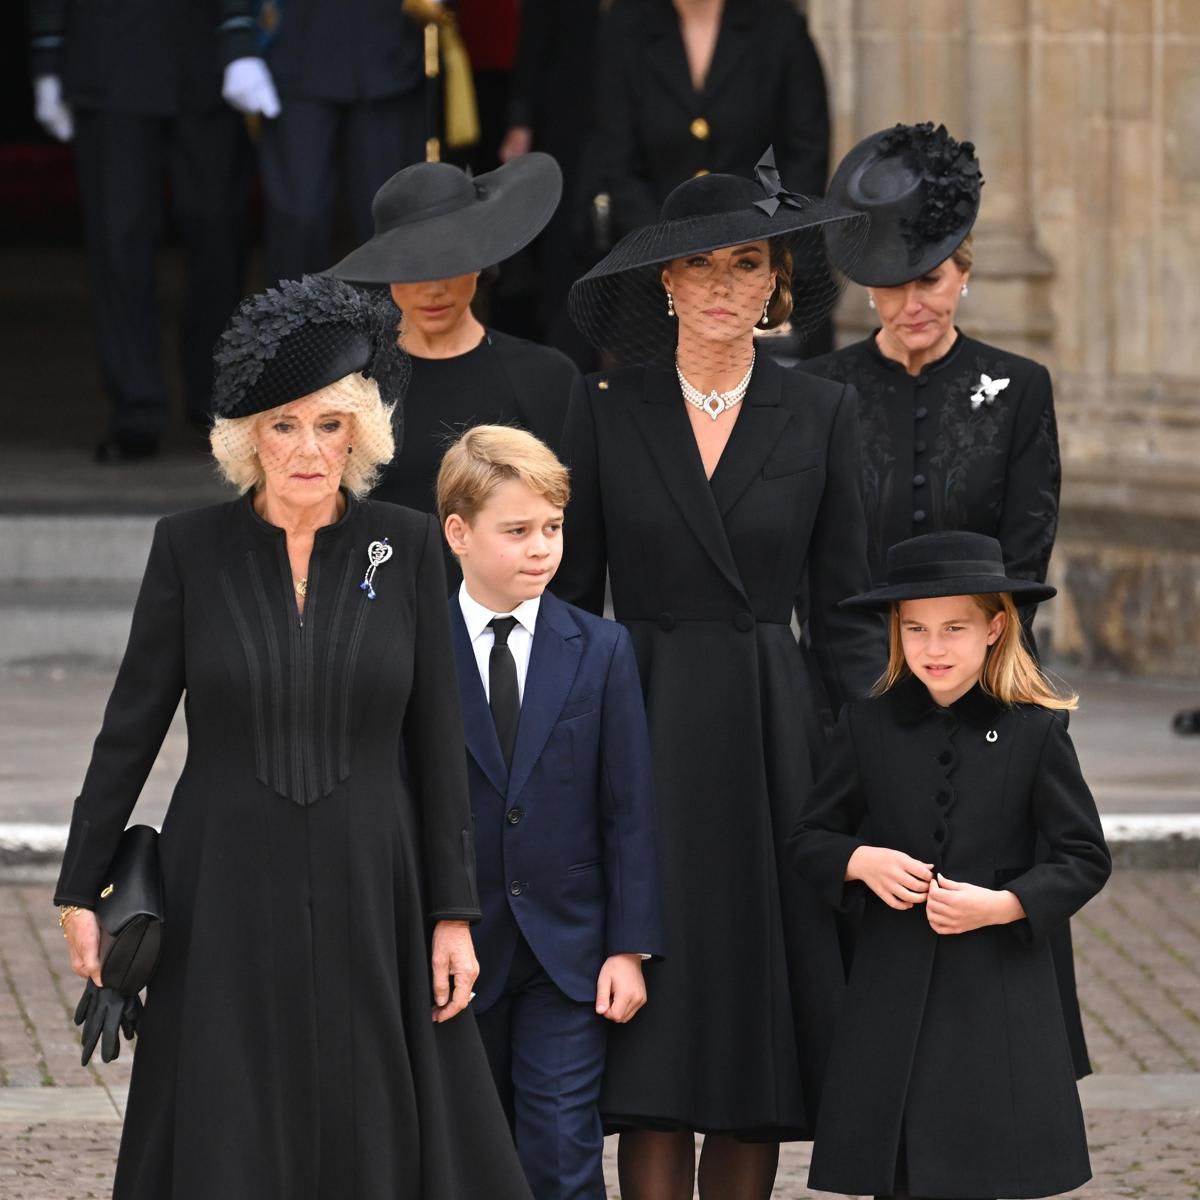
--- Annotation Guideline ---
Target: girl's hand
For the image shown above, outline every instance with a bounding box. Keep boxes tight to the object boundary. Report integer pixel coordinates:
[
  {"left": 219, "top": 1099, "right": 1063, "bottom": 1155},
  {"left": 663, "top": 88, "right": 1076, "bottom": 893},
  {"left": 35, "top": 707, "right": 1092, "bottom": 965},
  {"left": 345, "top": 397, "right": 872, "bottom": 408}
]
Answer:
[
  {"left": 64, "top": 909, "right": 103, "bottom": 986},
  {"left": 926, "top": 873, "right": 1025, "bottom": 935},
  {"left": 846, "top": 846, "right": 934, "bottom": 910}
]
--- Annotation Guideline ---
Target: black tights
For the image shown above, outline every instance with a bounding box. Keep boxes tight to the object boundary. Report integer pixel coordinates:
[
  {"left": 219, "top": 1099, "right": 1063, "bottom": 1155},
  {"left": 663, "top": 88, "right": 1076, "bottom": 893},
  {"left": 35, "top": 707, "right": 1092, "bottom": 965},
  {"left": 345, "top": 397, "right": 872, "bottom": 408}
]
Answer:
[{"left": 617, "top": 1129, "right": 779, "bottom": 1200}]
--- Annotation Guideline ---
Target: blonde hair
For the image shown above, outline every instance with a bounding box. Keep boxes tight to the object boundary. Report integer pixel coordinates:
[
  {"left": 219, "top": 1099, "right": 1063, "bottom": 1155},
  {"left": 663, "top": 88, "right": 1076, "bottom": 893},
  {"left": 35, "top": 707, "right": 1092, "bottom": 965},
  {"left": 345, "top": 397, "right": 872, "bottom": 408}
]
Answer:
[
  {"left": 951, "top": 231, "right": 974, "bottom": 273},
  {"left": 437, "top": 424, "right": 570, "bottom": 525},
  {"left": 874, "top": 592, "right": 1077, "bottom": 710},
  {"left": 210, "top": 373, "right": 395, "bottom": 498}
]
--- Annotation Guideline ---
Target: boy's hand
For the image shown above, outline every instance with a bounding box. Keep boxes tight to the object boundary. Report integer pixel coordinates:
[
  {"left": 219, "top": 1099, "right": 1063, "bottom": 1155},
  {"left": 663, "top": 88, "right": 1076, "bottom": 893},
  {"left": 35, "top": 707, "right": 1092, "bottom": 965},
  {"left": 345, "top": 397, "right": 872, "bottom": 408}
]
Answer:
[
  {"left": 926, "top": 873, "right": 1025, "bottom": 935},
  {"left": 846, "top": 845, "right": 934, "bottom": 910},
  {"left": 596, "top": 954, "right": 647, "bottom": 1023}
]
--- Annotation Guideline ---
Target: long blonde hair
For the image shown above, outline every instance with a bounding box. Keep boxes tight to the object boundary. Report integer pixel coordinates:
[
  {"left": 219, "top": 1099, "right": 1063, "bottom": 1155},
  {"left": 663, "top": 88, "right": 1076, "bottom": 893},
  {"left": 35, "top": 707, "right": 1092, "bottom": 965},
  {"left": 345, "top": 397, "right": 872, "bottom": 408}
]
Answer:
[{"left": 874, "top": 592, "right": 1077, "bottom": 710}]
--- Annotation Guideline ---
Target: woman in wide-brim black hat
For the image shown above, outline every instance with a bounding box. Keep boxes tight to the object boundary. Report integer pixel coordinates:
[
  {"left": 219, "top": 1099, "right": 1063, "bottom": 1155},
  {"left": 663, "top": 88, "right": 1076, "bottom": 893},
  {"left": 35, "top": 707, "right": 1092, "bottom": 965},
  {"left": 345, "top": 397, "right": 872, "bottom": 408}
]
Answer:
[
  {"left": 327, "top": 154, "right": 579, "bottom": 568},
  {"left": 552, "top": 150, "right": 887, "bottom": 1197},
  {"left": 792, "top": 531, "right": 1109, "bottom": 1200},
  {"left": 802, "top": 123, "right": 1063, "bottom": 655},
  {"left": 56, "top": 274, "right": 535, "bottom": 1199}
]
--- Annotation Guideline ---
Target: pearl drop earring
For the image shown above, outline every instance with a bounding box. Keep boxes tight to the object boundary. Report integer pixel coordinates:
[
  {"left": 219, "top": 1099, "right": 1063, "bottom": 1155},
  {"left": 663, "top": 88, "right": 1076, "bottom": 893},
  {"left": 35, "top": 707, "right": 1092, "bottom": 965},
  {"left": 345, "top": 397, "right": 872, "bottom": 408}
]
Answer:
[
  {"left": 867, "top": 294, "right": 876, "bottom": 310},
  {"left": 666, "top": 292, "right": 675, "bottom": 317},
  {"left": 760, "top": 297, "right": 771, "bottom": 327},
  {"left": 961, "top": 284, "right": 969, "bottom": 297}
]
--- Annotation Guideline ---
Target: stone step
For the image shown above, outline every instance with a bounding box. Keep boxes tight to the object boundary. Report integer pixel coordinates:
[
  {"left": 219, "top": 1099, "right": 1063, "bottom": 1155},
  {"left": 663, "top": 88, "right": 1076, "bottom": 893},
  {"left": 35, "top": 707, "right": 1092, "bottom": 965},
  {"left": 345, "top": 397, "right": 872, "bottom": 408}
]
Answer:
[
  {"left": 0, "top": 582, "right": 137, "bottom": 666},
  {"left": 0, "top": 515, "right": 155, "bottom": 584}
]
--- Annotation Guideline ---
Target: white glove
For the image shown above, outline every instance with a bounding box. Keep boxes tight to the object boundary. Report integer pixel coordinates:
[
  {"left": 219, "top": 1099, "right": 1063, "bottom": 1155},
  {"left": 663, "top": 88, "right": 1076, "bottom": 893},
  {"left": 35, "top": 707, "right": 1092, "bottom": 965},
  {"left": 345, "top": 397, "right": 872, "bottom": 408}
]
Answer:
[
  {"left": 221, "top": 57, "right": 281, "bottom": 119},
  {"left": 34, "top": 76, "right": 74, "bottom": 142}
]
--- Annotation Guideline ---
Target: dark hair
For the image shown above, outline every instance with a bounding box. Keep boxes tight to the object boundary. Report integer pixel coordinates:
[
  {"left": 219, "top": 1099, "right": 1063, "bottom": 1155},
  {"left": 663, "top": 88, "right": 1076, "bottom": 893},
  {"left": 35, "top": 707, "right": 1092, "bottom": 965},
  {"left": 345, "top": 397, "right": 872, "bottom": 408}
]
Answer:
[{"left": 763, "top": 242, "right": 794, "bottom": 329}]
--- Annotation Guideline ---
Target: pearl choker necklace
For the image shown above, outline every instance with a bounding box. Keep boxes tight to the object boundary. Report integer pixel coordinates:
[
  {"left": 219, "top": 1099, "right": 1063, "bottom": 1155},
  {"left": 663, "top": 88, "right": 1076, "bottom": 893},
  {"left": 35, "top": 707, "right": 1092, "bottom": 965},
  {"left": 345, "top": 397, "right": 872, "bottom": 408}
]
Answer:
[{"left": 676, "top": 350, "right": 755, "bottom": 421}]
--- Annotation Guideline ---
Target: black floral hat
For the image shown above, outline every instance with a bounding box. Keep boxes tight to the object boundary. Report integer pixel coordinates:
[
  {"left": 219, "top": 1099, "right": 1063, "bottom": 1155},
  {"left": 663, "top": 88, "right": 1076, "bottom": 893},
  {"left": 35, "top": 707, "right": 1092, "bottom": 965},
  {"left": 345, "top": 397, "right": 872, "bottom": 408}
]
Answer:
[
  {"left": 212, "top": 275, "right": 409, "bottom": 420},
  {"left": 825, "top": 122, "right": 983, "bottom": 287},
  {"left": 840, "top": 532, "right": 1055, "bottom": 611}
]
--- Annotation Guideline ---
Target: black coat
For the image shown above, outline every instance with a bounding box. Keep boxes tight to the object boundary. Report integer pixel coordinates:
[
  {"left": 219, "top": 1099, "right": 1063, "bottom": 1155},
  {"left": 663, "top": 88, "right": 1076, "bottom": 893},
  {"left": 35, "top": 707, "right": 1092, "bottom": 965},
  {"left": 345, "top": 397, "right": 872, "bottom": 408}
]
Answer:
[
  {"left": 28, "top": 0, "right": 255, "bottom": 115},
  {"left": 552, "top": 356, "right": 886, "bottom": 1136},
  {"left": 801, "top": 331, "right": 1061, "bottom": 590},
  {"left": 590, "top": 0, "right": 830, "bottom": 239},
  {"left": 55, "top": 494, "right": 532, "bottom": 1200},
  {"left": 790, "top": 678, "right": 1110, "bottom": 1198}
]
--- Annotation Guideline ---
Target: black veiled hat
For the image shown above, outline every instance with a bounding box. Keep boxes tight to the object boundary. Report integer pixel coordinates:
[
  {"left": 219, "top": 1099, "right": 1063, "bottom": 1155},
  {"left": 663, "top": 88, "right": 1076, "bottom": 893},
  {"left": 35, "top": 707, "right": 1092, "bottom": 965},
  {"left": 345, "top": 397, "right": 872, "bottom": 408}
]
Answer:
[
  {"left": 211, "top": 275, "right": 409, "bottom": 419},
  {"left": 326, "top": 153, "right": 562, "bottom": 284},
  {"left": 840, "top": 532, "right": 1056, "bottom": 611},
  {"left": 568, "top": 147, "right": 868, "bottom": 365},
  {"left": 826, "top": 122, "right": 984, "bottom": 287}
]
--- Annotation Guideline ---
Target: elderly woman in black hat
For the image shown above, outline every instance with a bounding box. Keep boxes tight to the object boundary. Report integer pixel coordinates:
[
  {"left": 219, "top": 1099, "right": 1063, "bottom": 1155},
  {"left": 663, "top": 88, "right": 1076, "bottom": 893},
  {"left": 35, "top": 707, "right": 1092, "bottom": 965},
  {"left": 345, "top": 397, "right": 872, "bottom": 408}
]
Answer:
[
  {"left": 328, "top": 154, "right": 578, "bottom": 546},
  {"left": 55, "top": 274, "right": 533, "bottom": 1200},
  {"left": 552, "top": 151, "right": 886, "bottom": 1198},
  {"left": 803, "top": 124, "right": 1061, "bottom": 648}
]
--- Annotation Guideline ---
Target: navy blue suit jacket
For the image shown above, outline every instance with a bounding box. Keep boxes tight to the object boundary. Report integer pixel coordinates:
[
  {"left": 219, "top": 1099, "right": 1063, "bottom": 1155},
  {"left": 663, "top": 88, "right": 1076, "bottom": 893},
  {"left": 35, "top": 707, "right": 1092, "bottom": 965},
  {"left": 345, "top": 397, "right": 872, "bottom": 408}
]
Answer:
[{"left": 450, "top": 589, "right": 664, "bottom": 1011}]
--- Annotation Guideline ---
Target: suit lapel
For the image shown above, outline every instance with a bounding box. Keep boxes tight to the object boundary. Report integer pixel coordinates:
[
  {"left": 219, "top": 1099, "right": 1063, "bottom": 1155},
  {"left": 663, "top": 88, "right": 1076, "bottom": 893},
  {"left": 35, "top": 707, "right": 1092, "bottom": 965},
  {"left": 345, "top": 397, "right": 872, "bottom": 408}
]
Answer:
[
  {"left": 642, "top": 4, "right": 700, "bottom": 112},
  {"left": 631, "top": 368, "right": 749, "bottom": 602},
  {"left": 507, "top": 593, "right": 582, "bottom": 803},
  {"left": 709, "top": 356, "right": 792, "bottom": 517},
  {"left": 702, "top": 0, "right": 755, "bottom": 102},
  {"left": 448, "top": 599, "right": 509, "bottom": 795}
]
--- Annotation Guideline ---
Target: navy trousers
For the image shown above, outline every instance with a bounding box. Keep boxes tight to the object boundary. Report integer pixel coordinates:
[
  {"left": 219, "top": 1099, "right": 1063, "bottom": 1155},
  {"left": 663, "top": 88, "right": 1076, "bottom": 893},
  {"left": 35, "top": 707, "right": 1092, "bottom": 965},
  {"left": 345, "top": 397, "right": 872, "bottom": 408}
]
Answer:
[{"left": 475, "top": 935, "right": 607, "bottom": 1200}]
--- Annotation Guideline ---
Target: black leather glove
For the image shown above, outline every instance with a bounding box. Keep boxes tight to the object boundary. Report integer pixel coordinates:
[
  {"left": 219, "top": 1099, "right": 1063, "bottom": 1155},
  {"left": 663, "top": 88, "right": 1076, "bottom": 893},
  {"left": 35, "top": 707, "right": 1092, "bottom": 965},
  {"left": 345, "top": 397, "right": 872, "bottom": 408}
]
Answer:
[{"left": 73, "top": 979, "right": 142, "bottom": 1066}]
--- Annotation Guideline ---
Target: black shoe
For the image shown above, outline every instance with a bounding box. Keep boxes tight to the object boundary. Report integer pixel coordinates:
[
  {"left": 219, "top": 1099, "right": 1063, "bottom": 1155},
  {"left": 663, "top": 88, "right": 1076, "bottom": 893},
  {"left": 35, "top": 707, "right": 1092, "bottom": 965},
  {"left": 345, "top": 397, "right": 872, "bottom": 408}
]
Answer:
[
  {"left": 94, "top": 435, "right": 159, "bottom": 463},
  {"left": 1172, "top": 709, "right": 1200, "bottom": 736}
]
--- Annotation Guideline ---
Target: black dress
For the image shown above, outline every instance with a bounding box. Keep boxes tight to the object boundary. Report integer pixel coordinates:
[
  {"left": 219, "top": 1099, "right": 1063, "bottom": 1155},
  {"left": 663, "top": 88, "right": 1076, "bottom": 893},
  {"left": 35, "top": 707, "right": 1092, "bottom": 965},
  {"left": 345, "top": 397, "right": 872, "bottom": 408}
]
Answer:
[
  {"left": 54, "top": 493, "right": 532, "bottom": 1200},
  {"left": 791, "top": 679, "right": 1110, "bottom": 1198},
  {"left": 552, "top": 356, "right": 886, "bottom": 1138}
]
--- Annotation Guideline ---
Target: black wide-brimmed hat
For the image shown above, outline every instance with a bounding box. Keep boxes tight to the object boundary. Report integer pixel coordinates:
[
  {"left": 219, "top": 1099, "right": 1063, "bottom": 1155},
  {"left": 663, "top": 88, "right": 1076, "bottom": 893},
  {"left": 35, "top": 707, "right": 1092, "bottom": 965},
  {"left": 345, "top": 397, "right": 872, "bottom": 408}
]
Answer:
[
  {"left": 826, "top": 122, "right": 983, "bottom": 287},
  {"left": 212, "top": 275, "right": 409, "bottom": 419},
  {"left": 326, "top": 153, "right": 562, "bottom": 284},
  {"left": 569, "top": 147, "right": 868, "bottom": 365},
  {"left": 840, "top": 531, "right": 1056, "bottom": 611}
]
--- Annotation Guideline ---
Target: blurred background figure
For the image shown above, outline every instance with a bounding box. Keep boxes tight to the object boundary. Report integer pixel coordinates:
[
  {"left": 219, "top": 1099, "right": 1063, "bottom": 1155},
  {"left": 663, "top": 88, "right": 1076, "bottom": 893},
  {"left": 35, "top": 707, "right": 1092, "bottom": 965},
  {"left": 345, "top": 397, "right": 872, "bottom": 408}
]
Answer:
[
  {"left": 28, "top": 0, "right": 256, "bottom": 460},
  {"left": 221, "top": 0, "right": 427, "bottom": 286}
]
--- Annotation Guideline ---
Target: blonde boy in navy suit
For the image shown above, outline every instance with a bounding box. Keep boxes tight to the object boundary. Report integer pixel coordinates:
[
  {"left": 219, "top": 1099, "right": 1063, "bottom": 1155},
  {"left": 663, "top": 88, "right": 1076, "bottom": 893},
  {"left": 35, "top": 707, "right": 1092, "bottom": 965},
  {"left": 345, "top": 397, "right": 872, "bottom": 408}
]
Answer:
[{"left": 438, "top": 426, "right": 663, "bottom": 1200}]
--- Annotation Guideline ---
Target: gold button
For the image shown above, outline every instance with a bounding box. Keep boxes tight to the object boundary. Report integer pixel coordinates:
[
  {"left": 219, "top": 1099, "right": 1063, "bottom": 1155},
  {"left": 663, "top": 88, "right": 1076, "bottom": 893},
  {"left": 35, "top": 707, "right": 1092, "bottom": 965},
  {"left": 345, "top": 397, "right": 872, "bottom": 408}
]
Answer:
[
  {"left": 689, "top": 117, "right": 710, "bottom": 141},
  {"left": 597, "top": 379, "right": 610, "bottom": 390},
  {"left": 692, "top": 168, "right": 710, "bottom": 178}
]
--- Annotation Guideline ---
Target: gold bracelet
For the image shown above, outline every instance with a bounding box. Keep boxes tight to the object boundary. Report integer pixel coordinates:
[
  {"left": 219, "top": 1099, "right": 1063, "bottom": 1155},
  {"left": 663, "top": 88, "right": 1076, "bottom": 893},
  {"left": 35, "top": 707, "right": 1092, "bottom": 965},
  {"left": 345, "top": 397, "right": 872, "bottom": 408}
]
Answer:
[{"left": 58, "top": 905, "right": 85, "bottom": 936}]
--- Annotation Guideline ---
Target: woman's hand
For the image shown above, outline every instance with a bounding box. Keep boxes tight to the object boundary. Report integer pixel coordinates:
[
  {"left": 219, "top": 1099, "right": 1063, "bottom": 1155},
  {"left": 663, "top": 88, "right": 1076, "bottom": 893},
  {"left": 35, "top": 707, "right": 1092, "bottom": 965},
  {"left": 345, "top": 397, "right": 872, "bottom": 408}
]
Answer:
[
  {"left": 926, "top": 874, "right": 1025, "bottom": 935},
  {"left": 63, "top": 909, "right": 103, "bottom": 986},
  {"left": 430, "top": 920, "right": 479, "bottom": 1023},
  {"left": 846, "top": 846, "right": 934, "bottom": 910},
  {"left": 595, "top": 954, "right": 647, "bottom": 1024}
]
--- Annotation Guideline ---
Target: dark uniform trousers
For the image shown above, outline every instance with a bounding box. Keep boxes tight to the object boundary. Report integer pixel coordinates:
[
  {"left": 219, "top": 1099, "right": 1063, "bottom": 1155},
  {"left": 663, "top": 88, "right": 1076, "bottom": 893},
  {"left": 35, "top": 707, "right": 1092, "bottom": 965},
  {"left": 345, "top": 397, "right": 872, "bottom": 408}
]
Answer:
[
  {"left": 72, "top": 107, "right": 250, "bottom": 438},
  {"left": 259, "top": 90, "right": 425, "bottom": 285}
]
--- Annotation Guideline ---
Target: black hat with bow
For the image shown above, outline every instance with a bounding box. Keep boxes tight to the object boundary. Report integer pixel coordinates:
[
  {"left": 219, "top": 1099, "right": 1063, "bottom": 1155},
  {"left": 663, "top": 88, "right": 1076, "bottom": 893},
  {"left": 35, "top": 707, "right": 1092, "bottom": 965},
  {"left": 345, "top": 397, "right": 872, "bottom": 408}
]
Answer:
[
  {"left": 840, "top": 532, "right": 1056, "bottom": 611},
  {"left": 568, "top": 147, "right": 868, "bottom": 365},
  {"left": 825, "top": 122, "right": 984, "bottom": 287}
]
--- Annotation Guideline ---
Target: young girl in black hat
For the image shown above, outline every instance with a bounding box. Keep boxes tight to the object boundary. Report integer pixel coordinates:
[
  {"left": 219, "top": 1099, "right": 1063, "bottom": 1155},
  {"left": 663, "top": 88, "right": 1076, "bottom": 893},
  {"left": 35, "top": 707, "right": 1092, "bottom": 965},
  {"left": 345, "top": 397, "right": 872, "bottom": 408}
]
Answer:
[{"left": 790, "top": 530, "right": 1111, "bottom": 1200}]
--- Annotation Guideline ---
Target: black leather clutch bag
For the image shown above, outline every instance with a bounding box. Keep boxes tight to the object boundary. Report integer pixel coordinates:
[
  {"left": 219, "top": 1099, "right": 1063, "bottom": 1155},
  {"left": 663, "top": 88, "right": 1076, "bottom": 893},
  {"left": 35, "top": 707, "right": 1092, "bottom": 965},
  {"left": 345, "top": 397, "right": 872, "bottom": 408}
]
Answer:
[{"left": 96, "top": 824, "right": 164, "bottom": 995}]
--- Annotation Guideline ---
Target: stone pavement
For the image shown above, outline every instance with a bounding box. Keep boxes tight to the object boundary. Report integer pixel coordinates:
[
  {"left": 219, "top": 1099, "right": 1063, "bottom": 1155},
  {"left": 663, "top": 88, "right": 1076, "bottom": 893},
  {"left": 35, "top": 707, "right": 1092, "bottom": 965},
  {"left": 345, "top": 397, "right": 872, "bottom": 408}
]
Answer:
[{"left": 2, "top": 871, "right": 1198, "bottom": 1199}]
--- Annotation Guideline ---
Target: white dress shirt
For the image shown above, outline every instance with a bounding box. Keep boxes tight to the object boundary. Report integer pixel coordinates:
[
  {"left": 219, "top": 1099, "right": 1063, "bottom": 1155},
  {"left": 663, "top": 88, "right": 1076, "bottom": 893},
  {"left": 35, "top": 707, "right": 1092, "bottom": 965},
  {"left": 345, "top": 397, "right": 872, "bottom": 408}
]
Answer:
[{"left": 458, "top": 582, "right": 540, "bottom": 703}]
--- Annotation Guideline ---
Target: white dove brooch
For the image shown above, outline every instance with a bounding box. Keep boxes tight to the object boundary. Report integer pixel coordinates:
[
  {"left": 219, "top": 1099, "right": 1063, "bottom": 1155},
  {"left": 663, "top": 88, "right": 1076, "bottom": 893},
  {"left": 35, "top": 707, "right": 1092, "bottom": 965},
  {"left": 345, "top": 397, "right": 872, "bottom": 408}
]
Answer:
[{"left": 970, "top": 373, "right": 1010, "bottom": 410}]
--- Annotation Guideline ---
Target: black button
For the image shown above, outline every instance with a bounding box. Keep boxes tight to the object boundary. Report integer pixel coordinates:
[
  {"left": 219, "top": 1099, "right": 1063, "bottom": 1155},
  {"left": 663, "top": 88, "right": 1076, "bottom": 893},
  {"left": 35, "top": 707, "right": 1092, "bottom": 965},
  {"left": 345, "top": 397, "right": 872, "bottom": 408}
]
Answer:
[
  {"left": 509, "top": 881, "right": 525, "bottom": 896},
  {"left": 916, "top": 376, "right": 930, "bottom": 388},
  {"left": 733, "top": 611, "right": 755, "bottom": 632},
  {"left": 915, "top": 406, "right": 928, "bottom": 419},
  {"left": 933, "top": 829, "right": 945, "bottom": 843},
  {"left": 913, "top": 473, "right": 926, "bottom": 487},
  {"left": 915, "top": 440, "right": 927, "bottom": 453},
  {"left": 506, "top": 808, "right": 524, "bottom": 825},
  {"left": 657, "top": 612, "right": 676, "bottom": 632},
  {"left": 938, "top": 750, "right": 953, "bottom": 766},
  {"left": 936, "top": 790, "right": 950, "bottom": 806},
  {"left": 913, "top": 509, "right": 927, "bottom": 523}
]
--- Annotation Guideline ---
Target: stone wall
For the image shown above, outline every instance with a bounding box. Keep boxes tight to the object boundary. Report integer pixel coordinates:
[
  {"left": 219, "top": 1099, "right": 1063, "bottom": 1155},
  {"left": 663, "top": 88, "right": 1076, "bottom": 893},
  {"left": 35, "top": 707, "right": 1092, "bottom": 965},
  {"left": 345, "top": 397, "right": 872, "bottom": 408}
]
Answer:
[{"left": 807, "top": 0, "right": 1200, "bottom": 678}]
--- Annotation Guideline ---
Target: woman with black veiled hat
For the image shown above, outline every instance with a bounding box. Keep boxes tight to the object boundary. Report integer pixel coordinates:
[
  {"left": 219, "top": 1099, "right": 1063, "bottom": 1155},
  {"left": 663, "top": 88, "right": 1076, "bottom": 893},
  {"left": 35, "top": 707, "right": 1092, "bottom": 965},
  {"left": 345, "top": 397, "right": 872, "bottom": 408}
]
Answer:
[
  {"left": 54, "top": 275, "right": 534, "bottom": 1200},
  {"left": 803, "top": 124, "right": 1061, "bottom": 652},
  {"left": 552, "top": 150, "right": 887, "bottom": 1198},
  {"left": 328, "top": 153, "right": 579, "bottom": 558}
]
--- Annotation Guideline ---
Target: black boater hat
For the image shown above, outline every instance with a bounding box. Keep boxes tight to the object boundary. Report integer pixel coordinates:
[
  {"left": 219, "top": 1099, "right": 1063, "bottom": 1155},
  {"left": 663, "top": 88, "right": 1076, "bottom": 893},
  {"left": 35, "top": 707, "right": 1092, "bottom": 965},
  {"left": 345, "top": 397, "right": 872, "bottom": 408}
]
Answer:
[
  {"left": 825, "top": 122, "right": 983, "bottom": 288},
  {"left": 211, "top": 275, "right": 409, "bottom": 419},
  {"left": 840, "top": 531, "right": 1056, "bottom": 611},
  {"left": 326, "top": 153, "right": 563, "bottom": 284},
  {"left": 568, "top": 147, "right": 868, "bottom": 365}
]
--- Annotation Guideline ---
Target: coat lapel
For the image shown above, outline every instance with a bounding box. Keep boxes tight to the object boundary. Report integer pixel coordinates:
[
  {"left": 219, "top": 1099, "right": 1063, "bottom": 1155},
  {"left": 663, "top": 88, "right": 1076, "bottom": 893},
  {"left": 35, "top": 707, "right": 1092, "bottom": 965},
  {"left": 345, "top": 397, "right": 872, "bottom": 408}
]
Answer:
[
  {"left": 642, "top": 3, "right": 700, "bottom": 111},
  {"left": 630, "top": 368, "right": 749, "bottom": 602},
  {"left": 507, "top": 593, "right": 582, "bottom": 803},
  {"left": 701, "top": 0, "right": 755, "bottom": 102},
  {"left": 448, "top": 600, "right": 508, "bottom": 795},
  {"left": 708, "top": 356, "right": 792, "bottom": 517}
]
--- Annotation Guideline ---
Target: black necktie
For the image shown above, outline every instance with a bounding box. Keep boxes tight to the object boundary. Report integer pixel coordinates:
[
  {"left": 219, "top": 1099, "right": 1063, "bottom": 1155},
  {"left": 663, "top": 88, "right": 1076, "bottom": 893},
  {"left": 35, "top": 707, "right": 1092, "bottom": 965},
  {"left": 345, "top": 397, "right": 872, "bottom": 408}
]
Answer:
[{"left": 488, "top": 617, "right": 520, "bottom": 771}]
